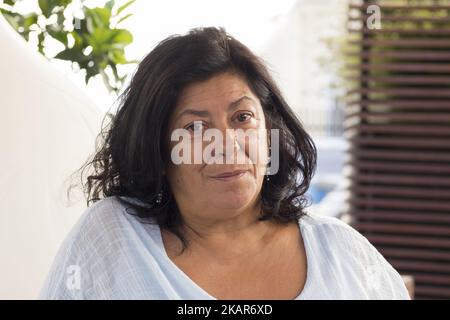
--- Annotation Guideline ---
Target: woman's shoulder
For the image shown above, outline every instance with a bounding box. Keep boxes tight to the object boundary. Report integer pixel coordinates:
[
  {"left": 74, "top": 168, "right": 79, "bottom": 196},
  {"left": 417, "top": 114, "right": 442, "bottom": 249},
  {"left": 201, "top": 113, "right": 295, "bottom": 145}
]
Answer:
[
  {"left": 300, "top": 213, "right": 411, "bottom": 299},
  {"left": 300, "top": 212, "right": 380, "bottom": 247},
  {"left": 57, "top": 197, "right": 126, "bottom": 247},
  {"left": 39, "top": 196, "right": 158, "bottom": 299},
  {"left": 65, "top": 195, "right": 155, "bottom": 239},
  {"left": 299, "top": 212, "right": 385, "bottom": 266},
  {"left": 300, "top": 212, "right": 353, "bottom": 229},
  {"left": 77, "top": 195, "right": 132, "bottom": 225},
  {"left": 299, "top": 212, "right": 364, "bottom": 241},
  {"left": 57, "top": 196, "right": 160, "bottom": 257}
]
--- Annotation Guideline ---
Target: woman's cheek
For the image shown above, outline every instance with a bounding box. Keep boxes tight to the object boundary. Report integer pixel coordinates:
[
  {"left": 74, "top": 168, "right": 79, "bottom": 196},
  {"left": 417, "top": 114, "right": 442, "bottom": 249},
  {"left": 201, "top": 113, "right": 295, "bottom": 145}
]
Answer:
[{"left": 239, "top": 129, "right": 267, "bottom": 166}]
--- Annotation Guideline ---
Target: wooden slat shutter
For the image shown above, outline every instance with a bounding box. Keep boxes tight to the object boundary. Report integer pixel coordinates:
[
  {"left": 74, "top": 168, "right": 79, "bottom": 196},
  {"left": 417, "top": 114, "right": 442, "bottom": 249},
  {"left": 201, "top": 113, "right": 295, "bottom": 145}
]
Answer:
[{"left": 346, "top": 1, "right": 450, "bottom": 299}]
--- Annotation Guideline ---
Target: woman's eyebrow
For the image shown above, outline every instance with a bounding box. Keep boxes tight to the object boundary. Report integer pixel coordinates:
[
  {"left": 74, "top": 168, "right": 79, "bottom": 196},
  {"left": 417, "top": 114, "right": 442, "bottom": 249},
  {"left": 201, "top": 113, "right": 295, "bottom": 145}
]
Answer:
[
  {"left": 174, "top": 109, "right": 210, "bottom": 124},
  {"left": 175, "top": 95, "right": 255, "bottom": 122},
  {"left": 229, "top": 95, "right": 254, "bottom": 110}
]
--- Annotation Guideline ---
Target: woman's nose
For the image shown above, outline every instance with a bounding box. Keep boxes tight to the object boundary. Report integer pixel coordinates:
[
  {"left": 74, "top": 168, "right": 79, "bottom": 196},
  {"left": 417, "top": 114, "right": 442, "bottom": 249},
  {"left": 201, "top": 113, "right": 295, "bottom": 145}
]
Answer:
[{"left": 215, "top": 127, "right": 245, "bottom": 164}]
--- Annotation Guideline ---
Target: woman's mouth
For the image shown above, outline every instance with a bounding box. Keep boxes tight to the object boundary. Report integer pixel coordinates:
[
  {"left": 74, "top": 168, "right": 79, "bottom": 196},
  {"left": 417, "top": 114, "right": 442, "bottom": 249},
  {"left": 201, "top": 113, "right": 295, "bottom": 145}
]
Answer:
[{"left": 209, "top": 170, "right": 248, "bottom": 181}]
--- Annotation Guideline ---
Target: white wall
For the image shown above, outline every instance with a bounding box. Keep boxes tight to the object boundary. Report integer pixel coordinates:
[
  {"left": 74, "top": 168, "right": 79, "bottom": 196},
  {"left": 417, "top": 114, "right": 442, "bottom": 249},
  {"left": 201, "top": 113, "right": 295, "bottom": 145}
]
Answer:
[{"left": 0, "top": 14, "right": 103, "bottom": 299}]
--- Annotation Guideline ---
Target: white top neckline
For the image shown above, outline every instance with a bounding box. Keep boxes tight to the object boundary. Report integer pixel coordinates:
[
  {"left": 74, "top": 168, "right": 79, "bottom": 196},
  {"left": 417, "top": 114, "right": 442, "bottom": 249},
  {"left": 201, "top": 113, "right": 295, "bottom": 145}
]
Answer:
[
  {"left": 153, "top": 215, "right": 314, "bottom": 300},
  {"left": 39, "top": 196, "right": 411, "bottom": 300}
]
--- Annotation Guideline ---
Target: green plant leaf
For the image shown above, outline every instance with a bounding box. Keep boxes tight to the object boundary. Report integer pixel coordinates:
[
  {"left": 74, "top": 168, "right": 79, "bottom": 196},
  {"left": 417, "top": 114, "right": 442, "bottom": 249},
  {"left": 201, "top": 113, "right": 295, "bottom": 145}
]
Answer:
[
  {"left": 105, "top": 0, "right": 115, "bottom": 11},
  {"left": 116, "top": 13, "right": 132, "bottom": 24},
  {"left": 22, "top": 30, "right": 30, "bottom": 41},
  {"left": 70, "top": 30, "right": 84, "bottom": 48},
  {"left": 116, "top": 0, "right": 135, "bottom": 16},
  {"left": 54, "top": 47, "right": 86, "bottom": 62},
  {"left": 108, "top": 49, "right": 127, "bottom": 64},
  {"left": 22, "top": 13, "right": 38, "bottom": 29},
  {"left": 48, "top": 29, "right": 68, "bottom": 46},
  {"left": 4, "top": 0, "right": 17, "bottom": 6},
  {"left": 2, "top": 11, "right": 20, "bottom": 31},
  {"left": 110, "top": 62, "right": 119, "bottom": 79},
  {"left": 37, "top": 32, "right": 45, "bottom": 54},
  {"left": 112, "top": 29, "right": 132, "bottom": 45},
  {"left": 38, "top": 0, "right": 52, "bottom": 18},
  {"left": 86, "top": 28, "right": 116, "bottom": 54},
  {"left": 56, "top": 10, "right": 65, "bottom": 25},
  {"left": 55, "top": 0, "right": 72, "bottom": 6},
  {"left": 84, "top": 62, "right": 99, "bottom": 83},
  {"left": 4, "top": 0, "right": 136, "bottom": 94},
  {"left": 85, "top": 7, "right": 112, "bottom": 29}
]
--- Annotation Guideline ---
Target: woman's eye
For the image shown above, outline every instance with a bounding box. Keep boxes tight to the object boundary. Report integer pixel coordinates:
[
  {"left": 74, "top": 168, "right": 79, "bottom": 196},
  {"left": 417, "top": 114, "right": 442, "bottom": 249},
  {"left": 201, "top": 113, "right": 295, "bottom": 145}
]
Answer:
[
  {"left": 186, "top": 121, "right": 205, "bottom": 132},
  {"left": 236, "top": 112, "right": 253, "bottom": 122}
]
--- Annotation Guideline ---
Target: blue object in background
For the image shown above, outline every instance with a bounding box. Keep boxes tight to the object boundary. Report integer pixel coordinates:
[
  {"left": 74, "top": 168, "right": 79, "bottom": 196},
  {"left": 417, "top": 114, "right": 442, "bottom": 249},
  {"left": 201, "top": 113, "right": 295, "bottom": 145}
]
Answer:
[{"left": 307, "top": 184, "right": 331, "bottom": 204}]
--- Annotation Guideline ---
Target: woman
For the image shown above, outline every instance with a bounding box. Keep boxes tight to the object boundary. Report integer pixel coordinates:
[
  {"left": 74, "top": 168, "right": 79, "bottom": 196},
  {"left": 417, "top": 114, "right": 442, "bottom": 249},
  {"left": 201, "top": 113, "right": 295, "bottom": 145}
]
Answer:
[{"left": 40, "top": 27, "right": 410, "bottom": 300}]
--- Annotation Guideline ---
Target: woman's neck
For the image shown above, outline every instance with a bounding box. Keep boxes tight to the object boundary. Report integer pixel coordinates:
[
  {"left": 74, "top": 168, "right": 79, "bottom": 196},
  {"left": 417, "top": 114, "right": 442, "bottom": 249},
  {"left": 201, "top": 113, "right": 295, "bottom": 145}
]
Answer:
[{"left": 174, "top": 207, "right": 283, "bottom": 261}]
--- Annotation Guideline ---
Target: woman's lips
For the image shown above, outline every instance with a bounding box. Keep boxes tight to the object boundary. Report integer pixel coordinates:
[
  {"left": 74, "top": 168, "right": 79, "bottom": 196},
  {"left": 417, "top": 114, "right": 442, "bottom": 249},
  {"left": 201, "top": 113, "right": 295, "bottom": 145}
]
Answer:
[{"left": 209, "top": 169, "right": 248, "bottom": 181}]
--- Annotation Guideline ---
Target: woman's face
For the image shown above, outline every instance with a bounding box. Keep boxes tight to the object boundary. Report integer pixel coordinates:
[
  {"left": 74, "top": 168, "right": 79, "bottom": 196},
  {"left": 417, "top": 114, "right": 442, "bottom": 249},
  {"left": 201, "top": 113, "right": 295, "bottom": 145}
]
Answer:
[{"left": 166, "top": 72, "right": 269, "bottom": 221}]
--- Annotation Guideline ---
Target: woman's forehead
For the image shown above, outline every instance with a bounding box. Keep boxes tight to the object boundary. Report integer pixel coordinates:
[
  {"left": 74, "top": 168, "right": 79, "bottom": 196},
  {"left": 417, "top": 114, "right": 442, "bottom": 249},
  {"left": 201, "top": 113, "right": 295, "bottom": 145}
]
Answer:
[{"left": 176, "top": 73, "right": 257, "bottom": 109}]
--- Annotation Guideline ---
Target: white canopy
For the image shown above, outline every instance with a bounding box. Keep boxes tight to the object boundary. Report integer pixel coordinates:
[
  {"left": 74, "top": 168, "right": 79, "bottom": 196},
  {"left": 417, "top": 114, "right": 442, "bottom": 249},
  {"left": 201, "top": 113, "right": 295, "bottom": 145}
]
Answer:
[{"left": 0, "top": 14, "right": 103, "bottom": 299}]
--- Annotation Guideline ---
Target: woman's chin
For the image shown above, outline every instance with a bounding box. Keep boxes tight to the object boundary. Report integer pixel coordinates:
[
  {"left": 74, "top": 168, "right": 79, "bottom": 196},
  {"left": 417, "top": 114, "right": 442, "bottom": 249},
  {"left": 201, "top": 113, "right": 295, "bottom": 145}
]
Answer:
[
  {"left": 202, "top": 175, "right": 261, "bottom": 211},
  {"left": 210, "top": 189, "right": 257, "bottom": 211}
]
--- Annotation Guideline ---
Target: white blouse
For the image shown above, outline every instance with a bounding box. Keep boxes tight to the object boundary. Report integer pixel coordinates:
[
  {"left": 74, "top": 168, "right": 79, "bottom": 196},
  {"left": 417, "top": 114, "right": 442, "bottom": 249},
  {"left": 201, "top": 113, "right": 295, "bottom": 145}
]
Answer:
[{"left": 39, "top": 196, "right": 411, "bottom": 300}]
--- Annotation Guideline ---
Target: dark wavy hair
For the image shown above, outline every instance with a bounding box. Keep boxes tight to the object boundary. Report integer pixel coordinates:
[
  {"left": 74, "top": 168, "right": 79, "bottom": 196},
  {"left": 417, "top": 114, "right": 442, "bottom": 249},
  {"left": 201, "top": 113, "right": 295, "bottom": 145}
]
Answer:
[{"left": 71, "top": 26, "right": 317, "bottom": 252}]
